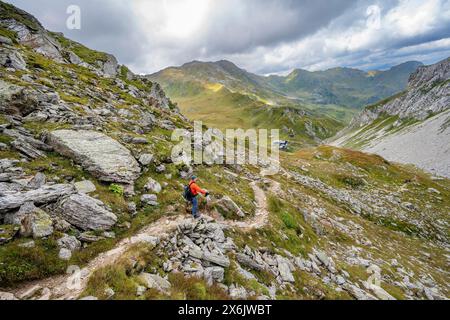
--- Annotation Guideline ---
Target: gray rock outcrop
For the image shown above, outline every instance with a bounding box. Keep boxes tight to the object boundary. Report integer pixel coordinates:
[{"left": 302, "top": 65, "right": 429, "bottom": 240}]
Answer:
[
  {"left": 46, "top": 130, "right": 141, "bottom": 184},
  {"left": 0, "top": 184, "right": 75, "bottom": 213},
  {"left": 56, "top": 193, "right": 117, "bottom": 231}
]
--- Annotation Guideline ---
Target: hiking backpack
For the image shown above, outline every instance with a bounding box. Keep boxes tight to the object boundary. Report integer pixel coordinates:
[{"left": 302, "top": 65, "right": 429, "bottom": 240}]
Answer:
[{"left": 183, "top": 182, "right": 194, "bottom": 201}]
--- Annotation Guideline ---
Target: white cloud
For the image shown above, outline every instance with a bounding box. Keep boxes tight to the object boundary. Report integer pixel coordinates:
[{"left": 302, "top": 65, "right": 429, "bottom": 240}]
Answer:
[{"left": 5, "top": 0, "right": 450, "bottom": 74}]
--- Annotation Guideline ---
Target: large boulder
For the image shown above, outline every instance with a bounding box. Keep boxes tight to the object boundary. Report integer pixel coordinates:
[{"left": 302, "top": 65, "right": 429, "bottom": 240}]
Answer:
[
  {"left": 56, "top": 193, "right": 117, "bottom": 231},
  {"left": 98, "top": 54, "right": 119, "bottom": 77},
  {"left": 46, "top": 130, "right": 141, "bottom": 184},
  {"left": 0, "top": 184, "right": 75, "bottom": 213},
  {"left": 5, "top": 202, "right": 53, "bottom": 238}
]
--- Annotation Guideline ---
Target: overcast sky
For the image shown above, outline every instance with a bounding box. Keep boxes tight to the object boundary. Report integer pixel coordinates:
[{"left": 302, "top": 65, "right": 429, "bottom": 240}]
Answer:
[{"left": 5, "top": 0, "right": 450, "bottom": 75}]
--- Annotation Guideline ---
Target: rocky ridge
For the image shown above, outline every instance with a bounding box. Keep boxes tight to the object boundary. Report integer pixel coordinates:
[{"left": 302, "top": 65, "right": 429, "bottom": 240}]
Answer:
[{"left": 331, "top": 57, "right": 450, "bottom": 177}]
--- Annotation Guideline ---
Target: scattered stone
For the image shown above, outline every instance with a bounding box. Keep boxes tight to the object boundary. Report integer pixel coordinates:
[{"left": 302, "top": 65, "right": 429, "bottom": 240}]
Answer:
[
  {"left": 156, "top": 164, "right": 166, "bottom": 173},
  {"left": 57, "top": 234, "right": 81, "bottom": 251},
  {"left": 144, "top": 177, "right": 162, "bottom": 194},
  {"left": 131, "top": 137, "right": 148, "bottom": 145},
  {"left": 141, "top": 194, "right": 158, "bottom": 206},
  {"left": 74, "top": 180, "right": 96, "bottom": 194},
  {"left": 139, "top": 153, "right": 154, "bottom": 166},
  {"left": 276, "top": 255, "right": 295, "bottom": 283},
  {"left": 402, "top": 202, "right": 416, "bottom": 211},
  {"left": 37, "top": 287, "right": 52, "bottom": 300},
  {"left": 127, "top": 202, "right": 137, "bottom": 215},
  {"left": 58, "top": 248, "right": 72, "bottom": 261},
  {"left": 202, "top": 252, "right": 230, "bottom": 268},
  {"left": 19, "top": 240, "right": 35, "bottom": 248},
  {"left": 428, "top": 188, "right": 440, "bottom": 195},
  {"left": 315, "top": 250, "right": 330, "bottom": 267},
  {"left": 214, "top": 196, "right": 246, "bottom": 218},
  {"left": 53, "top": 217, "right": 71, "bottom": 232},
  {"left": 104, "top": 288, "right": 115, "bottom": 299},
  {"left": 139, "top": 273, "right": 171, "bottom": 292},
  {"left": 136, "top": 286, "right": 147, "bottom": 297},
  {"left": 0, "top": 35, "right": 13, "bottom": 45},
  {"left": 78, "top": 231, "right": 105, "bottom": 243},
  {"left": 236, "top": 253, "right": 265, "bottom": 271},
  {"left": 80, "top": 296, "right": 98, "bottom": 300},
  {"left": 103, "top": 231, "right": 116, "bottom": 239},
  {"left": 363, "top": 281, "right": 396, "bottom": 300},
  {"left": 336, "top": 276, "right": 346, "bottom": 286},
  {"left": 229, "top": 285, "right": 248, "bottom": 300},
  {"left": 18, "top": 285, "right": 42, "bottom": 300},
  {"left": 204, "top": 267, "right": 225, "bottom": 284},
  {"left": 344, "top": 284, "right": 377, "bottom": 300}
]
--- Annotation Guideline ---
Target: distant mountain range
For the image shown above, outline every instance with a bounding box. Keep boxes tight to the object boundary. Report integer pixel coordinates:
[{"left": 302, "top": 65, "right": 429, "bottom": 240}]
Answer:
[
  {"left": 149, "top": 59, "right": 423, "bottom": 109},
  {"left": 148, "top": 59, "right": 423, "bottom": 148},
  {"left": 267, "top": 61, "right": 424, "bottom": 107}
]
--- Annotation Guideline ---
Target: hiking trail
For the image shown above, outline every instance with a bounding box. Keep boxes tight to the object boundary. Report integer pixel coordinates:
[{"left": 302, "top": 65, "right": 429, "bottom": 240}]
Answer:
[{"left": 7, "top": 178, "right": 280, "bottom": 300}]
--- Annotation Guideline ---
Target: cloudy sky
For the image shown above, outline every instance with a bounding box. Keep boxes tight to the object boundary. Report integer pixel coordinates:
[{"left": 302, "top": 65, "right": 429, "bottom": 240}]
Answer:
[{"left": 5, "top": 0, "right": 450, "bottom": 75}]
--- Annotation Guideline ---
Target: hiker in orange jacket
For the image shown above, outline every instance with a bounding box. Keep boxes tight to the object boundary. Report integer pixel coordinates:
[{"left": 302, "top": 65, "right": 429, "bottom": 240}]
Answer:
[{"left": 189, "top": 176, "right": 209, "bottom": 218}]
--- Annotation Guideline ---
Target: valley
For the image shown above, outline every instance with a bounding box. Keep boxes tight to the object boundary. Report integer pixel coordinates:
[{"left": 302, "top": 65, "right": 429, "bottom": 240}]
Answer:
[{"left": 148, "top": 59, "right": 422, "bottom": 149}]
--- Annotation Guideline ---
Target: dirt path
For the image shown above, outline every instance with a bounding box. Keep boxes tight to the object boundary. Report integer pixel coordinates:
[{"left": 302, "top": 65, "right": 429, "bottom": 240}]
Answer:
[
  {"left": 221, "top": 179, "right": 281, "bottom": 231},
  {"left": 7, "top": 179, "right": 280, "bottom": 300}
]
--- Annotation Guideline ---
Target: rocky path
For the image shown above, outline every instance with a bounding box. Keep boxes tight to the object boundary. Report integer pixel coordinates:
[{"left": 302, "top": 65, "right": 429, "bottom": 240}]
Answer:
[
  {"left": 6, "top": 178, "right": 280, "bottom": 300},
  {"left": 9, "top": 215, "right": 186, "bottom": 300}
]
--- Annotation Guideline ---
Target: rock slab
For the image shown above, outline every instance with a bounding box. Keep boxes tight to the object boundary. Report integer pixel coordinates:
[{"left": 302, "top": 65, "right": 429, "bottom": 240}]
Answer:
[{"left": 47, "top": 130, "right": 141, "bottom": 184}]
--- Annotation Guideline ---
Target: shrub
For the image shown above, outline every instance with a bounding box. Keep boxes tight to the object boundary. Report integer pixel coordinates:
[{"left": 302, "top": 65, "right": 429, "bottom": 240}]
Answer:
[
  {"left": 109, "top": 184, "right": 124, "bottom": 196},
  {"left": 336, "top": 175, "right": 366, "bottom": 189}
]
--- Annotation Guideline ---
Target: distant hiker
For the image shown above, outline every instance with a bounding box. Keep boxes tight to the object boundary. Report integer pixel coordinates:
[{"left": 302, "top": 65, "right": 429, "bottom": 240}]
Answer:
[{"left": 184, "top": 176, "right": 209, "bottom": 219}]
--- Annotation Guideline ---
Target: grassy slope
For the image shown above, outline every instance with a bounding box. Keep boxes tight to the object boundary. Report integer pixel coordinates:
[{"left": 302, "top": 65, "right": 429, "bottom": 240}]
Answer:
[{"left": 174, "top": 87, "right": 345, "bottom": 148}]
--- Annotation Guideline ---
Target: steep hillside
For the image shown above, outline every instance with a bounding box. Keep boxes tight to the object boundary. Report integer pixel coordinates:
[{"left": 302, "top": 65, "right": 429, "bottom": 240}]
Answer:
[
  {"left": 0, "top": 2, "right": 448, "bottom": 301},
  {"left": 331, "top": 57, "right": 450, "bottom": 178}
]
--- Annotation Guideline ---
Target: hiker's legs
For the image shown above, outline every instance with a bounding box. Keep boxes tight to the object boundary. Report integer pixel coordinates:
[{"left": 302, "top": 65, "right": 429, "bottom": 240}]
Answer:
[{"left": 191, "top": 196, "right": 199, "bottom": 217}]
